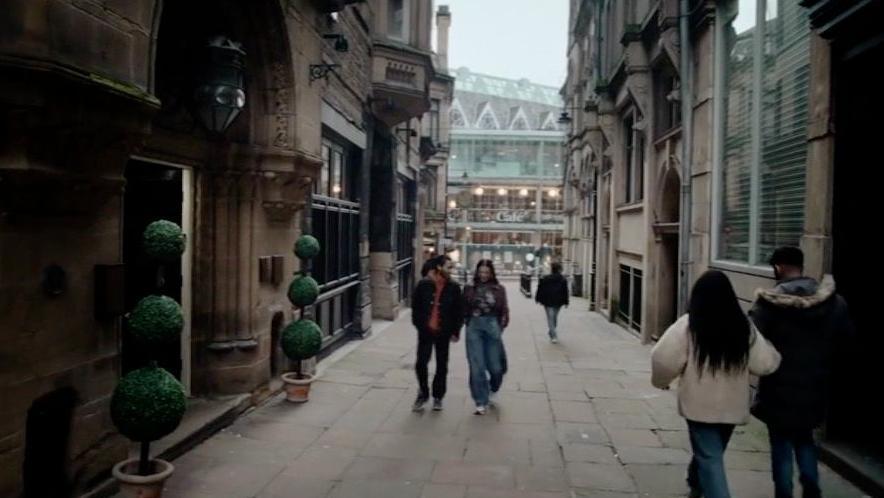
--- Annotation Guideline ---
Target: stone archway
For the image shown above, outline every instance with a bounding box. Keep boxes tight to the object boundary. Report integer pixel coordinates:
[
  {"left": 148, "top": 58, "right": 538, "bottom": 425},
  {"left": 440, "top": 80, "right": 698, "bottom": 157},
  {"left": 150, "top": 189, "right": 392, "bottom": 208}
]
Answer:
[
  {"left": 652, "top": 166, "right": 681, "bottom": 338},
  {"left": 145, "top": 0, "right": 313, "bottom": 396}
]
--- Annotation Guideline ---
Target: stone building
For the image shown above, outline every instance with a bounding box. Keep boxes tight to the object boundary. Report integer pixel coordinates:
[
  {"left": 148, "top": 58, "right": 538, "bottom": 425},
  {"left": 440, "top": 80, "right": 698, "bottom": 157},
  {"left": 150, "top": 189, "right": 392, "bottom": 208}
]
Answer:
[
  {"left": 0, "top": 0, "right": 450, "bottom": 495},
  {"left": 446, "top": 69, "right": 566, "bottom": 275},
  {"left": 418, "top": 6, "right": 456, "bottom": 264},
  {"left": 562, "top": 0, "right": 884, "bottom": 487}
]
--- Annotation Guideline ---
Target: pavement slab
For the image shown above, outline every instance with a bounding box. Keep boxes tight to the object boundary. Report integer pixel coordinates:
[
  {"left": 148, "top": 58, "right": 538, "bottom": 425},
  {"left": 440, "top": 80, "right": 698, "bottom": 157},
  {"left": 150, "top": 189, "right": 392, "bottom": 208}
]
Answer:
[{"left": 140, "top": 283, "right": 864, "bottom": 498}]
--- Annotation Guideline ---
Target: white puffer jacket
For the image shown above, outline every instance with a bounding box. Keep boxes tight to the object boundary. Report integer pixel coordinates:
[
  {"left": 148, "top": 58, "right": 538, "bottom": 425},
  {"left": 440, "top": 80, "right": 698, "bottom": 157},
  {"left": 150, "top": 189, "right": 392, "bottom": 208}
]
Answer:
[{"left": 651, "top": 314, "right": 781, "bottom": 425}]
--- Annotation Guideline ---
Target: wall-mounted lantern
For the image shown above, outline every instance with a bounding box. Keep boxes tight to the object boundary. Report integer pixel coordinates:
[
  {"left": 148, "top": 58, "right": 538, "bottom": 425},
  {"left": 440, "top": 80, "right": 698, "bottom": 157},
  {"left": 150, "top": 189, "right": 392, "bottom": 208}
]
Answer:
[{"left": 193, "top": 36, "right": 247, "bottom": 134}]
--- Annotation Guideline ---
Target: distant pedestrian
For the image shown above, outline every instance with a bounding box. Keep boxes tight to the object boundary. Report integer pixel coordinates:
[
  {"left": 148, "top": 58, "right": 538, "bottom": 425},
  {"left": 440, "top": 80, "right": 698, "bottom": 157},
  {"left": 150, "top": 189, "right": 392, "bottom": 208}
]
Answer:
[
  {"left": 411, "top": 255, "right": 464, "bottom": 412},
  {"left": 463, "top": 259, "right": 510, "bottom": 415},
  {"left": 535, "top": 262, "right": 569, "bottom": 343},
  {"left": 750, "top": 247, "right": 854, "bottom": 498},
  {"left": 652, "top": 270, "right": 781, "bottom": 498}
]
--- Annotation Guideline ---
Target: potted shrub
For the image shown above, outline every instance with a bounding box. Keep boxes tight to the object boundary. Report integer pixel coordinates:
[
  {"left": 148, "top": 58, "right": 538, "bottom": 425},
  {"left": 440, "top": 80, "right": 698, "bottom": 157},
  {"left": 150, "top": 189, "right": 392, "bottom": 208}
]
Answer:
[
  {"left": 111, "top": 220, "right": 187, "bottom": 498},
  {"left": 280, "top": 235, "right": 323, "bottom": 402}
]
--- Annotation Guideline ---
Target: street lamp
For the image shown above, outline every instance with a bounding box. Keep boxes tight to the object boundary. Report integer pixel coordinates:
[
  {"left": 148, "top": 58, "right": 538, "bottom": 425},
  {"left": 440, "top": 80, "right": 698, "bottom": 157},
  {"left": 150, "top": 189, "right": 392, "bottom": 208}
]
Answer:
[
  {"left": 556, "top": 105, "right": 585, "bottom": 125},
  {"left": 193, "top": 36, "right": 247, "bottom": 134}
]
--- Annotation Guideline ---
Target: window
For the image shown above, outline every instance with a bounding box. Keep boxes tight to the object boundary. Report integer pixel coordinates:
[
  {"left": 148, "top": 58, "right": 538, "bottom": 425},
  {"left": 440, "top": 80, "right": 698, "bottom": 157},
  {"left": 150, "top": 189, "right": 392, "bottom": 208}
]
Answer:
[
  {"left": 315, "top": 139, "right": 351, "bottom": 199},
  {"left": 655, "top": 64, "right": 682, "bottom": 135},
  {"left": 430, "top": 99, "right": 441, "bottom": 144},
  {"left": 312, "top": 135, "right": 361, "bottom": 341},
  {"left": 618, "top": 264, "right": 642, "bottom": 332},
  {"left": 396, "top": 179, "right": 416, "bottom": 302},
  {"left": 623, "top": 110, "right": 644, "bottom": 204},
  {"left": 715, "top": 0, "right": 810, "bottom": 265},
  {"left": 388, "top": 0, "right": 408, "bottom": 41}
]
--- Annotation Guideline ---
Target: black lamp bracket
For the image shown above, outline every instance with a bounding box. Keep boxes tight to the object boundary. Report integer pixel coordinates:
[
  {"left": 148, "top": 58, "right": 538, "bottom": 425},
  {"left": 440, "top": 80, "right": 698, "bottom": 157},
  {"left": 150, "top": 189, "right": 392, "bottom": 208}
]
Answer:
[{"left": 309, "top": 64, "right": 340, "bottom": 83}]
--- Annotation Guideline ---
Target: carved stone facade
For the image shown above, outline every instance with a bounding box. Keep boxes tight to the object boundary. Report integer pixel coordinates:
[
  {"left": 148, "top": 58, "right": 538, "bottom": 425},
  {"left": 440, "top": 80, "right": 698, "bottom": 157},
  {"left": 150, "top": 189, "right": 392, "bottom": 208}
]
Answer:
[
  {"left": 564, "top": 0, "right": 884, "bottom": 483},
  {"left": 0, "top": 0, "right": 450, "bottom": 495},
  {"left": 563, "top": 0, "right": 686, "bottom": 341}
]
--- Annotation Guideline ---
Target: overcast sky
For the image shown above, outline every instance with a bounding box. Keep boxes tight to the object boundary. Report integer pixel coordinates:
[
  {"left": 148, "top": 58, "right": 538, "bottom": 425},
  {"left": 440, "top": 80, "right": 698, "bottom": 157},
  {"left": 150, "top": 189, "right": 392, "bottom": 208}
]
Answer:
[{"left": 434, "top": 0, "right": 570, "bottom": 89}]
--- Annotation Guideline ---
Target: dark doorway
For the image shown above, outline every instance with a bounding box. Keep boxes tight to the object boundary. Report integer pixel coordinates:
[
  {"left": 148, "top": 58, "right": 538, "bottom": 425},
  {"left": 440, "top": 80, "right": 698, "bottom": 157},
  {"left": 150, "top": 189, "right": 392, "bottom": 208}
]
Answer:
[
  {"left": 122, "top": 161, "right": 184, "bottom": 379},
  {"left": 270, "top": 312, "right": 285, "bottom": 377},
  {"left": 657, "top": 168, "right": 681, "bottom": 338},
  {"left": 23, "top": 388, "right": 77, "bottom": 498},
  {"left": 830, "top": 40, "right": 884, "bottom": 454}
]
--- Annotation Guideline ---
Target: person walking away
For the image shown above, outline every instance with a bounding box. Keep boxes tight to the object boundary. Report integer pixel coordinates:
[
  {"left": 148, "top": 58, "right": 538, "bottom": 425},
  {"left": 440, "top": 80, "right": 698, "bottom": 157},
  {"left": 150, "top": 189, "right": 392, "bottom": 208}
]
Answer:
[
  {"left": 535, "top": 262, "right": 569, "bottom": 343},
  {"left": 411, "top": 255, "right": 464, "bottom": 412},
  {"left": 652, "top": 270, "right": 781, "bottom": 498},
  {"left": 463, "top": 259, "right": 510, "bottom": 415},
  {"left": 750, "top": 246, "right": 854, "bottom": 498}
]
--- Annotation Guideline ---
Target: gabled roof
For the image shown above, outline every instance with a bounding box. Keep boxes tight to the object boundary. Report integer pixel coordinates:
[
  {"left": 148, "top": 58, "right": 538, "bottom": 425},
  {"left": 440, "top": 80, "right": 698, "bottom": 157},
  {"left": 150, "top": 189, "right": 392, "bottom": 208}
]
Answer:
[
  {"left": 508, "top": 106, "right": 531, "bottom": 130},
  {"left": 475, "top": 102, "right": 501, "bottom": 130}
]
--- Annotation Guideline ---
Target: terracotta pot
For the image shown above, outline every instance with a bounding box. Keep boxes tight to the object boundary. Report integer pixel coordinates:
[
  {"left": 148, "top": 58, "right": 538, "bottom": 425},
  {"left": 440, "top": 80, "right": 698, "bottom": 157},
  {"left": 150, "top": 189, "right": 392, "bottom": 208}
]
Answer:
[
  {"left": 112, "top": 458, "right": 174, "bottom": 498},
  {"left": 281, "top": 372, "right": 315, "bottom": 402}
]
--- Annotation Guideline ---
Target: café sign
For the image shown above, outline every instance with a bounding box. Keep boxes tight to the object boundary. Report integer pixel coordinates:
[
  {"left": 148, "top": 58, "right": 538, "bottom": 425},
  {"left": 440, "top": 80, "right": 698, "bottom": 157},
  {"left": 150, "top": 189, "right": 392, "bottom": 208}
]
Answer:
[{"left": 495, "top": 210, "right": 529, "bottom": 223}]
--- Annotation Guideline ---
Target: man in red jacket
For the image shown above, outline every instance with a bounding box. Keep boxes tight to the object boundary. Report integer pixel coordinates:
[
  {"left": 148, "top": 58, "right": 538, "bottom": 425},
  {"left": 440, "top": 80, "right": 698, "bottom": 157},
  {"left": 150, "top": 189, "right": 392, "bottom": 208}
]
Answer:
[{"left": 410, "top": 255, "right": 464, "bottom": 411}]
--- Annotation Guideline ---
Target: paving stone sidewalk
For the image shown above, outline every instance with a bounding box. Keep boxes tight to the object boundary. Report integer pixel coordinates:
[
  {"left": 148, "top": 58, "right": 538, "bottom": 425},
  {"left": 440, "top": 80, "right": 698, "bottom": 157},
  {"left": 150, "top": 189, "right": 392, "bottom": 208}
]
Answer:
[{"left": 150, "top": 283, "right": 866, "bottom": 498}]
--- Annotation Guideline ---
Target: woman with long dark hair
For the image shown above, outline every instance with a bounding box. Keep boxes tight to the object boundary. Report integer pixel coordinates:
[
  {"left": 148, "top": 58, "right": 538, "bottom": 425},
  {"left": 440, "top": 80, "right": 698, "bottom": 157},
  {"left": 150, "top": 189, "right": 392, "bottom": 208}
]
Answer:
[
  {"left": 652, "top": 270, "right": 781, "bottom": 498},
  {"left": 462, "top": 259, "right": 510, "bottom": 415}
]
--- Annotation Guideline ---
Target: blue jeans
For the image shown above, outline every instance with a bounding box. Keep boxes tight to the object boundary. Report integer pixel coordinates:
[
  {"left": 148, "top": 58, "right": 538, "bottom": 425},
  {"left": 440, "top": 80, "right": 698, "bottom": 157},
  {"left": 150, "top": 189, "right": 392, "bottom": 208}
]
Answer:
[
  {"left": 466, "top": 316, "right": 504, "bottom": 406},
  {"left": 769, "top": 427, "right": 821, "bottom": 498},
  {"left": 687, "top": 421, "right": 735, "bottom": 498},
  {"left": 545, "top": 306, "right": 561, "bottom": 339}
]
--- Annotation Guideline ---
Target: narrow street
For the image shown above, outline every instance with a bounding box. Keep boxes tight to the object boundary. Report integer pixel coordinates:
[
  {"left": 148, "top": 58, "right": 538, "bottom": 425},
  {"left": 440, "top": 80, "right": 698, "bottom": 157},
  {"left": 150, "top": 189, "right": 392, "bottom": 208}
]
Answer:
[{"left": 154, "top": 283, "right": 864, "bottom": 498}]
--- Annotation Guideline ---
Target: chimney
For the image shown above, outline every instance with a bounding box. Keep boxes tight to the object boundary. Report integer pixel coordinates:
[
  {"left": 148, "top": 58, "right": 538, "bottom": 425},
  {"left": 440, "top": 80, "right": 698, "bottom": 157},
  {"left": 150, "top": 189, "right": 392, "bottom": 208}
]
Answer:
[{"left": 436, "top": 5, "right": 451, "bottom": 71}]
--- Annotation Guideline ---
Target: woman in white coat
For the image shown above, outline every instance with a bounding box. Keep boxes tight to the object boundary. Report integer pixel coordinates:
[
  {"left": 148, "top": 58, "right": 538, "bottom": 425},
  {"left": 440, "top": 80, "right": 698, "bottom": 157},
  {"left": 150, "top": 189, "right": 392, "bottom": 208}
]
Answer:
[{"left": 652, "top": 270, "right": 781, "bottom": 498}]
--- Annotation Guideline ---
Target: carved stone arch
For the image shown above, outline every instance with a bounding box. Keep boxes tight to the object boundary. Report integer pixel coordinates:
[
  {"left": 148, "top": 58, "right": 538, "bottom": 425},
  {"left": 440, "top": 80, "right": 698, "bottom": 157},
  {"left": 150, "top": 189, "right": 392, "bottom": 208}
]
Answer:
[
  {"left": 620, "top": 86, "right": 648, "bottom": 124},
  {"left": 245, "top": 0, "right": 297, "bottom": 150},
  {"left": 657, "top": 165, "right": 681, "bottom": 224},
  {"left": 149, "top": 0, "right": 297, "bottom": 153}
]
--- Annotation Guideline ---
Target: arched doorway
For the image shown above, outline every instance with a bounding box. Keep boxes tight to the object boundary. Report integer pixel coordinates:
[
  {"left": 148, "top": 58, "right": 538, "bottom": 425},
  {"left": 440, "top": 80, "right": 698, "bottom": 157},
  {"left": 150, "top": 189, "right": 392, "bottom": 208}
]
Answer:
[
  {"left": 133, "top": 0, "right": 301, "bottom": 395},
  {"left": 653, "top": 166, "right": 681, "bottom": 339}
]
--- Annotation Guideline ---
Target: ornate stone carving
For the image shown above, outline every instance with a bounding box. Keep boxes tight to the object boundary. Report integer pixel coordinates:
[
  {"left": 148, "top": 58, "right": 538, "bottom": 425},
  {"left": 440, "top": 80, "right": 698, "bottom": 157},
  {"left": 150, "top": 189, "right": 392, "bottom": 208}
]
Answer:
[{"left": 259, "top": 170, "right": 315, "bottom": 222}]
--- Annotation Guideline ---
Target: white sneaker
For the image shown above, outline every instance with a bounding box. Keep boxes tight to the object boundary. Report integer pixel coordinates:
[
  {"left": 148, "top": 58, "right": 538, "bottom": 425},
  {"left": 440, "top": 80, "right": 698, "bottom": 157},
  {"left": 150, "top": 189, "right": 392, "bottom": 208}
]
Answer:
[
  {"left": 474, "top": 405, "right": 487, "bottom": 415},
  {"left": 489, "top": 391, "right": 499, "bottom": 406},
  {"left": 550, "top": 337, "right": 559, "bottom": 344}
]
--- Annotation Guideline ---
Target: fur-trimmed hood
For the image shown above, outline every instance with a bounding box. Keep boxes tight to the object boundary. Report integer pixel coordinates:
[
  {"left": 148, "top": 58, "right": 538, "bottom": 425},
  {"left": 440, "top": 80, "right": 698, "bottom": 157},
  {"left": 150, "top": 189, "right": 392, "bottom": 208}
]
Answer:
[{"left": 755, "top": 275, "right": 836, "bottom": 309}]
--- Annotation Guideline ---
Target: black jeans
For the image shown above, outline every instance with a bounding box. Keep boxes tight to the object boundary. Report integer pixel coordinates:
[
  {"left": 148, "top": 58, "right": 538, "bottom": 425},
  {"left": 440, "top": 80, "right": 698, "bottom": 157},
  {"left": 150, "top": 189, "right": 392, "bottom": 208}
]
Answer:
[{"left": 415, "top": 329, "right": 451, "bottom": 400}]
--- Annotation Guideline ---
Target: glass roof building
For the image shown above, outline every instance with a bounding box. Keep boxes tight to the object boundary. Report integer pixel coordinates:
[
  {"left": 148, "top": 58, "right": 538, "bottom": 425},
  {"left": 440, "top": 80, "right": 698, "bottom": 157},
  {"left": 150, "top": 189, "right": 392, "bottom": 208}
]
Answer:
[{"left": 445, "top": 68, "right": 566, "bottom": 274}]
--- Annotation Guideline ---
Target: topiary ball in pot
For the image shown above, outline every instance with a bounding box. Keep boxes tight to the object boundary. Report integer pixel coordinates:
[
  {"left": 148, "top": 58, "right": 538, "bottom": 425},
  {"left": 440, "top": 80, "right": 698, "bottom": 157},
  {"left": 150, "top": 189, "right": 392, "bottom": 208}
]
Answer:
[
  {"left": 288, "top": 275, "right": 320, "bottom": 307},
  {"left": 143, "top": 220, "right": 186, "bottom": 261},
  {"left": 294, "top": 234, "right": 320, "bottom": 260},
  {"left": 281, "top": 319, "right": 322, "bottom": 362},
  {"left": 128, "top": 295, "right": 184, "bottom": 349},
  {"left": 111, "top": 367, "right": 186, "bottom": 443}
]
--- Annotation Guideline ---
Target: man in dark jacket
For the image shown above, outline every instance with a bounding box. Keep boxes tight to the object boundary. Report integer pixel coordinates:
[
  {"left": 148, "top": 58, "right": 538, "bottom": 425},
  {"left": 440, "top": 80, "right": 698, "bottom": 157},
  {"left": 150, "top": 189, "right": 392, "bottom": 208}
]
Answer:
[
  {"left": 535, "top": 262, "right": 570, "bottom": 343},
  {"left": 411, "top": 255, "right": 464, "bottom": 412},
  {"left": 750, "top": 246, "right": 853, "bottom": 498}
]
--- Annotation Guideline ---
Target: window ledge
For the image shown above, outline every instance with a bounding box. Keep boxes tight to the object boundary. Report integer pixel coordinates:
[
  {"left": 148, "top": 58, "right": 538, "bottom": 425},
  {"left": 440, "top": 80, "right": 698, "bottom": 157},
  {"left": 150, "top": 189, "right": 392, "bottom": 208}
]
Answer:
[
  {"left": 654, "top": 126, "right": 683, "bottom": 145},
  {"left": 616, "top": 202, "right": 644, "bottom": 214},
  {"left": 709, "top": 260, "right": 775, "bottom": 279}
]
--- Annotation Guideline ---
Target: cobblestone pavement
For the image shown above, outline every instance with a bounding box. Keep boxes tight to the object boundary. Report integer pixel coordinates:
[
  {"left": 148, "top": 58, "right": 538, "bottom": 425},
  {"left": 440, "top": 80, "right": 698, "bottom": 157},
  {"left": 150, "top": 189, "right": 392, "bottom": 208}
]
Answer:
[{"left": 151, "top": 283, "right": 866, "bottom": 497}]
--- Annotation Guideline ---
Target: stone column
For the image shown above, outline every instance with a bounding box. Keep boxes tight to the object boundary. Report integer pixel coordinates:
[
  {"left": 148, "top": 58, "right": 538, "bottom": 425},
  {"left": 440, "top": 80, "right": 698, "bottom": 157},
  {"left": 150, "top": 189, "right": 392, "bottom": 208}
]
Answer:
[{"left": 801, "top": 33, "right": 835, "bottom": 280}]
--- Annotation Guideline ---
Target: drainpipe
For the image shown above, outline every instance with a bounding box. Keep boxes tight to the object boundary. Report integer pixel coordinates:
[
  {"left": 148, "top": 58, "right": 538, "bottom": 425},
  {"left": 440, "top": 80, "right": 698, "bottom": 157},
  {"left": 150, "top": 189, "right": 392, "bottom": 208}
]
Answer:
[{"left": 677, "top": 0, "right": 694, "bottom": 316}]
